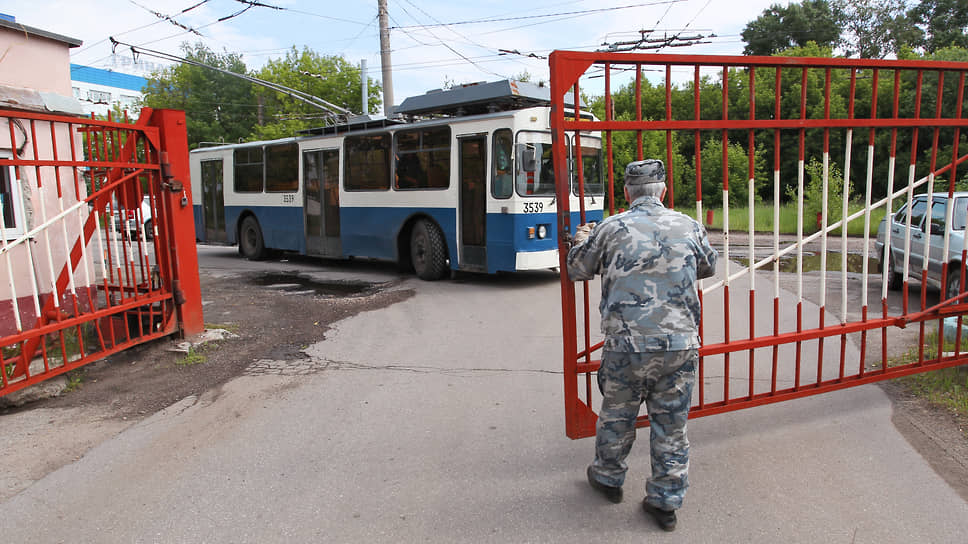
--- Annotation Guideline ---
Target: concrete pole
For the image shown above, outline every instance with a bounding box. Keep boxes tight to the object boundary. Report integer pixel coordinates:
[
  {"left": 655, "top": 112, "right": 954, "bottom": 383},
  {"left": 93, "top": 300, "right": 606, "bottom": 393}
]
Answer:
[
  {"left": 378, "top": 0, "right": 394, "bottom": 117},
  {"left": 361, "top": 59, "right": 368, "bottom": 115}
]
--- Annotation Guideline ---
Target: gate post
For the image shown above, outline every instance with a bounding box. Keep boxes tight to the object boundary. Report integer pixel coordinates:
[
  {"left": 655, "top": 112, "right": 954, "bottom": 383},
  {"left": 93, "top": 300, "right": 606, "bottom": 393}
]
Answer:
[{"left": 145, "top": 108, "right": 205, "bottom": 336}]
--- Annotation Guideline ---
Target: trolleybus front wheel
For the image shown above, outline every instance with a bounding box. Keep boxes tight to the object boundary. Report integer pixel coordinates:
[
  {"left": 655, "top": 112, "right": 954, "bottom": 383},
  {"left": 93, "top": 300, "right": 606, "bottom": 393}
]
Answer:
[
  {"left": 410, "top": 220, "right": 448, "bottom": 280},
  {"left": 239, "top": 216, "right": 267, "bottom": 261}
]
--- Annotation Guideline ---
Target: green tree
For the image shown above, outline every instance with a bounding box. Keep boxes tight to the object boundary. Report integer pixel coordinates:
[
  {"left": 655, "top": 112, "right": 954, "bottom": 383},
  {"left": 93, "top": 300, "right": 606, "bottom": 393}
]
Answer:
[
  {"left": 742, "top": 0, "right": 841, "bottom": 56},
  {"left": 679, "top": 139, "right": 768, "bottom": 208},
  {"left": 832, "top": 0, "right": 922, "bottom": 58},
  {"left": 588, "top": 81, "right": 688, "bottom": 209},
  {"left": 908, "top": 0, "right": 968, "bottom": 53},
  {"left": 142, "top": 43, "right": 256, "bottom": 149},
  {"left": 786, "top": 157, "right": 851, "bottom": 230},
  {"left": 252, "top": 47, "right": 381, "bottom": 140}
]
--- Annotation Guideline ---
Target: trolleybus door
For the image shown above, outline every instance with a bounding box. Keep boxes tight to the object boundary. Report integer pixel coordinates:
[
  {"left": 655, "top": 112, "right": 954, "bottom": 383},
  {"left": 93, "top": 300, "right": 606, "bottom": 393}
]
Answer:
[
  {"left": 303, "top": 149, "right": 342, "bottom": 257},
  {"left": 200, "top": 159, "right": 227, "bottom": 242},
  {"left": 458, "top": 135, "right": 487, "bottom": 271}
]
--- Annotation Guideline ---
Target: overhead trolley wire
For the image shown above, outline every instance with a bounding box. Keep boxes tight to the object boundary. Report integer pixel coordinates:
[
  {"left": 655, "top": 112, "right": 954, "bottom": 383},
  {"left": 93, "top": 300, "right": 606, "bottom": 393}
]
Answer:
[
  {"left": 393, "top": 1, "right": 510, "bottom": 80},
  {"left": 72, "top": 0, "right": 211, "bottom": 58},
  {"left": 389, "top": 0, "right": 685, "bottom": 29},
  {"left": 108, "top": 38, "right": 352, "bottom": 118}
]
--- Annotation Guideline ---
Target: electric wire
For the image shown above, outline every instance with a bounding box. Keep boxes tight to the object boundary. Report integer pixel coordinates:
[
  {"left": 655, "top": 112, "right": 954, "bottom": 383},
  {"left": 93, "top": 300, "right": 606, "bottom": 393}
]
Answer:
[
  {"left": 392, "top": 2, "right": 509, "bottom": 80},
  {"left": 109, "top": 38, "right": 352, "bottom": 117},
  {"left": 127, "top": 0, "right": 204, "bottom": 35},
  {"left": 389, "top": 0, "right": 685, "bottom": 29},
  {"left": 399, "top": 0, "right": 533, "bottom": 72},
  {"left": 73, "top": 0, "right": 211, "bottom": 57}
]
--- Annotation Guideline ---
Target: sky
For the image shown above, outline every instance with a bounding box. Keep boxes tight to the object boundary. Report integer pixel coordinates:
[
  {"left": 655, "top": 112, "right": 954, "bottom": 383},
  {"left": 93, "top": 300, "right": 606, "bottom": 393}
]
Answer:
[{"left": 5, "top": 0, "right": 791, "bottom": 114}]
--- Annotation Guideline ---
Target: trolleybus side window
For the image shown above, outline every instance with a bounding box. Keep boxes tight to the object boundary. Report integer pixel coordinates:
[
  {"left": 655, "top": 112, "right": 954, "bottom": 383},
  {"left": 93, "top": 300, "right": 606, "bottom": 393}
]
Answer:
[
  {"left": 394, "top": 126, "right": 450, "bottom": 190},
  {"left": 573, "top": 136, "right": 604, "bottom": 196},
  {"left": 345, "top": 133, "right": 391, "bottom": 191},
  {"left": 492, "top": 129, "right": 513, "bottom": 199},
  {"left": 265, "top": 142, "right": 298, "bottom": 192},
  {"left": 234, "top": 147, "right": 264, "bottom": 193}
]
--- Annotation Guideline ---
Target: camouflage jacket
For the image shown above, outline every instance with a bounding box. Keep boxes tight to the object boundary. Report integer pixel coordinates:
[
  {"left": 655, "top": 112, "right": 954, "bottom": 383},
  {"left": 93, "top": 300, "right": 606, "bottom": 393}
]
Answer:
[{"left": 566, "top": 195, "right": 718, "bottom": 352}]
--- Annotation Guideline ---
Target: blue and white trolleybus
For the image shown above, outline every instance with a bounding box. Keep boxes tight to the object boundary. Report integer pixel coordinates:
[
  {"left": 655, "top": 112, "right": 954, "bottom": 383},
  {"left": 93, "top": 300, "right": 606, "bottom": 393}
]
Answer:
[{"left": 189, "top": 80, "right": 605, "bottom": 279}]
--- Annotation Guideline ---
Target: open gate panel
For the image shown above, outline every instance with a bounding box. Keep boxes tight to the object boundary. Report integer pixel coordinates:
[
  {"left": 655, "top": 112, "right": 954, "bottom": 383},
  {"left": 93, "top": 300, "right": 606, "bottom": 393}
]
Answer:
[
  {"left": 0, "top": 108, "right": 203, "bottom": 398},
  {"left": 550, "top": 51, "right": 968, "bottom": 439}
]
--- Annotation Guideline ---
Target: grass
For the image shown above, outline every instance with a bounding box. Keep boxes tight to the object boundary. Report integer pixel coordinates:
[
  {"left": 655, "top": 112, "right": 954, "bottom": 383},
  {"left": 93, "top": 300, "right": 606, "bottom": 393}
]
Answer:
[
  {"left": 889, "top": 330, "right": 968, "bottom": 424},
  {"left": 63, "top": 371, "right": 84, "bottom": 392},
  {"left": 204, "top": 322, "right": 240, "bottom": 333},
  {"left": 905, "top": 368, "right": 968, "bottom": 420},
  {"left": 674, "top": 202, "right": 887, "bottom": 237},
  {"left": 176, "top": 346, "right": 207, "bottom": 367}
]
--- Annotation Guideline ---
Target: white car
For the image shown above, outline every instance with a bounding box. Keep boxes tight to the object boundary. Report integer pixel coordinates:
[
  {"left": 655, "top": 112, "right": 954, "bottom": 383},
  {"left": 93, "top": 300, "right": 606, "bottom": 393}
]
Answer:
[
  {"left": 875, "top": 191, "right": 968, "bottom": 300},
  {"left": 116, "top": 195, "right": 154, "bottom": 240}
]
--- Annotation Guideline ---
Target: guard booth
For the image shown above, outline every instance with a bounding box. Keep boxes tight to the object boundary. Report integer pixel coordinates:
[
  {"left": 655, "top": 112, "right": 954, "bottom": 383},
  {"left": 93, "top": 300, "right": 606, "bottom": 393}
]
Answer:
[{"left": 551, "top": 51, "right": 968, "bottom": 439}]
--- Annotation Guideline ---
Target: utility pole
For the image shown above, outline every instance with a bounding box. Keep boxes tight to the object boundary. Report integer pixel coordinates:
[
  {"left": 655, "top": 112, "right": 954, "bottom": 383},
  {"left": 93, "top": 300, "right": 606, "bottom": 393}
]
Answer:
[
  {"left": 378, "top": 0, "right": 394, "bottom": 117},
  {"left": 361, "top": 59, "right": 368, "bottom": 115}
]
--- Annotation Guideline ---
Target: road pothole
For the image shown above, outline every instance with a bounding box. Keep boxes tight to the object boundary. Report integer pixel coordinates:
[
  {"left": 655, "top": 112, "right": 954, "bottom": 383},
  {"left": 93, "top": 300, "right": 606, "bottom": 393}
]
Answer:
[{"left": 247, "top": 271, "right": 380, "bottom": 297}]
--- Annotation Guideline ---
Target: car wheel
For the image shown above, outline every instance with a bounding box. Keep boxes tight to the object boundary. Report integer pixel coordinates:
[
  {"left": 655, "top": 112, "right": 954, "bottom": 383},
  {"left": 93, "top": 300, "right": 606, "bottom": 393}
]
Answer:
[
  {"left": 410, "top": 219, "right": 448, "bottom": 281},
  {"left": 239, "top": 216, "right": 267, "bottom": 261},
  {"left": 946, "top": 266, "right": 962, "bottom": 302},
  {"left": 144, "top": 219, "right": 153, "bottom": 240},
  {"left": 884, "top": 251, "right": 902, "bottom": 291}
]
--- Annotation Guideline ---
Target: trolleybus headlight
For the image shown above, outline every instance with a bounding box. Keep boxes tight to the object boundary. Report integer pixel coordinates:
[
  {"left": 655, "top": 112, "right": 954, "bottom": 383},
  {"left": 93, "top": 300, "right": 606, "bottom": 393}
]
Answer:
[{"left": 537, "top": 224, "right": 548, "bottom": 239}]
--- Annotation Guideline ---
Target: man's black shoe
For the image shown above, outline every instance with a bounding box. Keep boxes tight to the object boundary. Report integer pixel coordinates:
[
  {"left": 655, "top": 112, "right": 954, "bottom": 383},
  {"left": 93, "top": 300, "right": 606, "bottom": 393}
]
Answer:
[
  {"left": 586, "top": 466, "right": 623, "bottom": 503},
  {"left": 642, "top": 501, "right": 677, "bottom": 532}
]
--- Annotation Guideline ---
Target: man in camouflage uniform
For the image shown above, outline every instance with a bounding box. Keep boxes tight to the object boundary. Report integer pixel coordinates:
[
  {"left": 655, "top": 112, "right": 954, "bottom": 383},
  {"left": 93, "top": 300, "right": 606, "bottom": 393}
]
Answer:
[{"left": 566, "top": 159, "right": 717, "bottom": 532}]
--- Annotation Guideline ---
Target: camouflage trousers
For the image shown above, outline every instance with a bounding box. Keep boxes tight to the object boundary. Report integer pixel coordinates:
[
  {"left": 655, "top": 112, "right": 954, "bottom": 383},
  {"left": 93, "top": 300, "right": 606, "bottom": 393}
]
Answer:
[{"left": 588, "top": 349, "right": 697, "bottom": 511}]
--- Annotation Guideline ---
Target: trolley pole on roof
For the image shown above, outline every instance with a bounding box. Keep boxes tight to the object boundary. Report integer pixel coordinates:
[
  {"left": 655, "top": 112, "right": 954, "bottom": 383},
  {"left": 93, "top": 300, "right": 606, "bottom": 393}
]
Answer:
[{"left": 378, "top": 0, "right": 395, "bottom": 117}]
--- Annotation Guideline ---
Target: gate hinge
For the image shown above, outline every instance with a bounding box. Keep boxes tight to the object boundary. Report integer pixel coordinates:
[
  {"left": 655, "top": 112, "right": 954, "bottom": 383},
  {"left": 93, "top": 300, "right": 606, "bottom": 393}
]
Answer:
[{"left": 159, "top": 152, "right": 183, "bottom": 192}]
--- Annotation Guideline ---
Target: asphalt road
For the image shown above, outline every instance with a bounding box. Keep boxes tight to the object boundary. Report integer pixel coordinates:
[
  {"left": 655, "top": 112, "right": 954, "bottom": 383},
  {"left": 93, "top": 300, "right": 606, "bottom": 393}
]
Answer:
[{"left": 2, "top": 245, "right": 967, "bottom": 542}]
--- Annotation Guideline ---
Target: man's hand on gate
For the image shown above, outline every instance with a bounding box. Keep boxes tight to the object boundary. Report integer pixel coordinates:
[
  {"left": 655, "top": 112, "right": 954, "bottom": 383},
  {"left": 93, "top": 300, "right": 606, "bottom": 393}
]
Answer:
[{"left": 572, "top": 222, "right": 596, "bottom": 245}]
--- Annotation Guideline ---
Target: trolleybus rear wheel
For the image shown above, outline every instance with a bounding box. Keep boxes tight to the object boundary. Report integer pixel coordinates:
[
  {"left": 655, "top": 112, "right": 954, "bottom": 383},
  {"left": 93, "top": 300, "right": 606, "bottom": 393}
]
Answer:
[
  {"left": 239, "top": 216, "right": 267, "bottom": 261},
  {"left": 410, "top": 220, "right": 448, "bottom": 280}
]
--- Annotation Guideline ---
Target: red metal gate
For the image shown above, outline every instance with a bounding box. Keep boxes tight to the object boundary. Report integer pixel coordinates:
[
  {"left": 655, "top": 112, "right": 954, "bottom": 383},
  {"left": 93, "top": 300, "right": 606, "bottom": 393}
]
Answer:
[
  {"left": 551, "top": 51, "right": 968, "bottom": 439},
  {"left": 0, "top": 108, "right": 202, "bottom": 397}
]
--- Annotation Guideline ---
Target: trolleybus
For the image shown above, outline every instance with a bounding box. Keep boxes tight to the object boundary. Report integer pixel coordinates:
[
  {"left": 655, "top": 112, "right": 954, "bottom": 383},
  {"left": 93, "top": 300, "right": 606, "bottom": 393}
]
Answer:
[{"left": 189, "top": 80, "right": 605, "bottom": 279}]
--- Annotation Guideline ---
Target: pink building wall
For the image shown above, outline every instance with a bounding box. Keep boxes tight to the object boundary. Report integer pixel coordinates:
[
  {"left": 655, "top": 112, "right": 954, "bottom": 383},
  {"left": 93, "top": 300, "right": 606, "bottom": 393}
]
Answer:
[
  {"left": 0, "top": 21, "right": 77, "bottom": 95},
  {"left": 1, "top": 19, "right": 88, "bottom": 338}
]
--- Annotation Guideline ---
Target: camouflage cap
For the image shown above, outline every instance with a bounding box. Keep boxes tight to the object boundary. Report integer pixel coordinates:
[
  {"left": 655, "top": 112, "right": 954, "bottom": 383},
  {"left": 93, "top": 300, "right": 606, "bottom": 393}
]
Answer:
[{"left": 624, "top": 159, "right": 666, "bottom": 186}]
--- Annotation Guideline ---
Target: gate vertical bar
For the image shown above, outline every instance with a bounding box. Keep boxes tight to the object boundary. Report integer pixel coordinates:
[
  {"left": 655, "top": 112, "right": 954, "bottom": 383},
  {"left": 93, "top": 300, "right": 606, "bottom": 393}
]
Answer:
[
  {"left": 694, "top": 65, "right": 706, "bottom": 409},
  {"left": 721, "top": 63, "right": 731, "bottom": 404},
  {"left": 747, "top": 66, "right": 757, "bottom": 399}
]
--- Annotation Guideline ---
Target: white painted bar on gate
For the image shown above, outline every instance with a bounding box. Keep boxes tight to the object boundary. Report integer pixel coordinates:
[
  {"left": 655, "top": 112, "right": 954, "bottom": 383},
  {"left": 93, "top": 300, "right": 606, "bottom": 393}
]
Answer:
[
  {"left": 0, "top": 201, "right": 22, "bottom": 333},
  {"left": 861, "top": 144, "right": 875, "bottom": 312},
  {"left": 36, "top": 184, "right": 60, "bottom": 309},
  {"left": 819, "top": 152, "right": 830, "bottom": 314},
  {"left": 902, "top": 165, "right": 916, "bottom": 287},
  {"left": 881, "top": 155, "right": 898, "bottom": 302},
  {"left": 797, "top": 159, "right": 805, "bottom": 302},
  {"left": 840, "top": 130, "right": 853, "bottom": 324}
]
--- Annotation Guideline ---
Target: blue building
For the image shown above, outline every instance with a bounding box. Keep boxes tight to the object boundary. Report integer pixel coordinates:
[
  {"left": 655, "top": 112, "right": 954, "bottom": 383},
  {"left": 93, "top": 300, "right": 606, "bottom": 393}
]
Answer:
[{"left": 70, "top": 64, "right": 147, "bottom": 118}]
